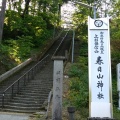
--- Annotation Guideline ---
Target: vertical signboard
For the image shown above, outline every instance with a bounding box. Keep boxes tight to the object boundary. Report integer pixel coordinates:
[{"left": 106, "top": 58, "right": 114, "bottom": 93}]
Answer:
[{"left": 88, "top": 16, "right": 112, "bottom": 117}]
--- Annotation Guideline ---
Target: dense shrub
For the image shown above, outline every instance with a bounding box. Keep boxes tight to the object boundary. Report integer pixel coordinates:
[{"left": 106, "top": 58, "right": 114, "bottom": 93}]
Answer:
[
  {"left": 0, "top": 44, "right": 17, "bottom": 71},
  {"left": 4, "top": 36, "right": 34, "bottom": 63},
  {"left": 68, "top": 56, "right": 88, "bottom": 109}
]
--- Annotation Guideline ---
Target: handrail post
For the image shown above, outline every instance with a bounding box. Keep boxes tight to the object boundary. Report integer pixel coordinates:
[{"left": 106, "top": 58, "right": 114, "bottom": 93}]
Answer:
[
  {"left": 12, "top": 85, "right": 14, "bottom": 98},
  {"left": 32, "top": 69, "right": 34, "bottom": 79},
  {"left": 24, "top": 75, "right": 26, "bottom": 86},
  {"left": 29, "top": 70, "right": 32, "bottom": 79},
  {"left": 17, "top": 80, "right": 19, "bottom": 93},
  {"left": 35, "top": 66, "right": 37, "bottom": 73},
  {"left": 71, "top": 30, "right": 75, "bottom": 63},
  {"left": 2, "top": 93, "right": 4, "bottom": 108},
  {"left": 28, "top": 72, "right": 29, "bottom": 81}
]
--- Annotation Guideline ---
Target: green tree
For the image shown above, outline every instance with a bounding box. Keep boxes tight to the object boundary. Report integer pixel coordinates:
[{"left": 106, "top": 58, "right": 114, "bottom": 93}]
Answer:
[
  {"left": 109, "top": 0, "right": 120, "bottom": 40},
  {"left": 0, "top": 0, "right": 7, "bottom": 42}
]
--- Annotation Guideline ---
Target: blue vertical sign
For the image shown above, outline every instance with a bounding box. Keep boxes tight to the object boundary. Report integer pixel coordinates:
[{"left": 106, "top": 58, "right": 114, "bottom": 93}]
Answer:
[{"left": 88, "top": 16, "right": 113, "bottom": 117}]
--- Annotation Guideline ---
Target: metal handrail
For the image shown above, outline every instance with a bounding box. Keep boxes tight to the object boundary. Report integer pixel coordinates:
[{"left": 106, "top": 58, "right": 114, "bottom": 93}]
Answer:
[
  {"left": 52, "top": 29, "right": 70, "bottom": 57},
  {"left": 2, "top": 54, "right": 49, "bottom": 108}
]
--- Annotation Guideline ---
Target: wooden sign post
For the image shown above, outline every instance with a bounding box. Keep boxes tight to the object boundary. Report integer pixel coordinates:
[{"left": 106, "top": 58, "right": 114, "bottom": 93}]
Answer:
[{"left": 52, "top": 56, "right": 66, "bottom": 120}]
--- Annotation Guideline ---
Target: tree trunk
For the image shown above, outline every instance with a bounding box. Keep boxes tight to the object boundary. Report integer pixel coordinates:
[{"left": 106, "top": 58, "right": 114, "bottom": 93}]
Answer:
[
  {"left": 57, "top": 4, "right": 61, "bottom": 26},
  {"left": 22, "top": 0, "right": 31, "bottom": 18},
  {"left": 43, "top": 2, "right": 47, "bottom": 13},
  {"left": 0, "top": 0, "right": 6, "bottom": 42}
]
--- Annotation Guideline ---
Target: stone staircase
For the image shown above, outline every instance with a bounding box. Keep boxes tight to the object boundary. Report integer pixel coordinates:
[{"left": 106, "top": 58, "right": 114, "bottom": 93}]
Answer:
[
  {"left": 1, "top": 61, "right": 53, "bottom": 113},
  {"left": 0, "top": 30, "right": 72, "bottom": 113}
]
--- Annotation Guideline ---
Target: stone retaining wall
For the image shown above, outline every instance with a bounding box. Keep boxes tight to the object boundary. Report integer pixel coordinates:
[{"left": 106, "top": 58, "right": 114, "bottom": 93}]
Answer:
[{"left": 0, "top": 58, "right": 32, "bottom": 83}]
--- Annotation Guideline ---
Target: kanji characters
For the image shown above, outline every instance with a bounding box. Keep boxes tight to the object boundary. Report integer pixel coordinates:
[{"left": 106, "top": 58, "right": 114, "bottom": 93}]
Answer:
[
  {"left": 94, "top": 34, "right": 99, "bottom": 53},
  {"left": 97, "top": 74, "right": 103, "bottom": 79},
  {"left": 97, "top": 81, "right": 104, "bottom": 91},
  {"left": 95, "top": 56, "right": 104, "bottom": 65},
  {"left": 94, "top": 32, "right": 104, "bottom": 54},
  {"left": 97, "top": 92, "right": 104, "bottom": 99},
  {"left": 100, "top": 32, "right": 104, "bottom": 54}
]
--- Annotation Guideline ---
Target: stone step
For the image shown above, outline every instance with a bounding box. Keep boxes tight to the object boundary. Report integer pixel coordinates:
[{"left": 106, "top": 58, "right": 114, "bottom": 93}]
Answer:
[
  {"left": 4, "top": 105, "right": 41, "bottom": 110},
  {"left": 19, "top": 90, "right": 50, "bottom": 95},
  {"left": 10, "top": 99, "right": 45, "bottom": 104},
  {"left": 27, "top": 80, "right": 53, "bottom": 84},
  {"left": 15, "top": 93, "right": 48, "bottom": 98},
  {"left": 1, "top": 107, "right": 45, "bottom": 113},
  {"left": 5, "top": 102, "right": 42, "bottom": 107},
  {"left": 22, "top": 81, "right": 52, "bottom": 85},
  {"left": 27, "top": 81, "right": 52, "bottom": 83},
  {"left": 25, "top": 84, "right": 52, "bottom": 88},
  {"left": 13, "top": 95, "right": 47, "bottom": 101},
  {"left": 26, "top": 85, "right": 53, "bottom": 88},
  {"left": 18, "top": 92, "right": 49, "bottom": 97},
  {"left": 22, "top": 88, "right": 52, "bottom": 92}
]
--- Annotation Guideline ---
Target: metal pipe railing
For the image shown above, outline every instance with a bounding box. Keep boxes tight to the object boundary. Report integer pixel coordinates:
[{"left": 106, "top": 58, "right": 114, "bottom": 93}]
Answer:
[
  {"left": 1, "top": 54, "right": 49, "bottom": 108},
  {"left": 52, "top": 29, "right": 70, "bottom": 57},
  {"left": 45, "top": 91, "right": 52, "bottom": 119}
]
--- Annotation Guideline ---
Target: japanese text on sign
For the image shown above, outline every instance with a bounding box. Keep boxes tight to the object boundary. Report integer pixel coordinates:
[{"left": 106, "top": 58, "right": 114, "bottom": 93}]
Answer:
[{"left": 88, "top": 16, "right": 112, "bottom": 118}]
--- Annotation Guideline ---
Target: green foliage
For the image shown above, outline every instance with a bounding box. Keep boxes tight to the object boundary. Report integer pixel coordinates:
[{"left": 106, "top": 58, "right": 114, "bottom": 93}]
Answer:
[
  {"left": 4, "top": 10, "right": 23, "bottom": 39},
  {"left": 110, "top": 1, "right": 120, "bottom": 40},
  {"left": 110, "top": 40, "right": 120, "bottom": 117},
  {"left": 110, "top": 21, "right": 120, "bottom": 40},
  {"left": 4, "top": 36, "right": 34, "bottom": 63},
  {"left": 113, "top": 107, "right": 120, "bottom": 119},
  {"left": 0, "top": 44, "right": 17, "bottom": 70},
  {"left": 72, "top": 12, "right": 88, "bottom": 41},
  {"left": 4, "top": 10, "right": 54, "bottom": 46},
  {"left": 68, "top": 65, "right": 82, "bottom": 78},
  {"left": 69, "top": 64, "right": 88, "bottom": 109},
  {"left": 112, "top": 78, "right": 118, "bottom": 108},
  {"left": 33, "top": 29, "right": 53, "bottom": 47},
  {"left": 68, "top": 54, "right": 88, "bottom": 109},
  {"left": 1, "top": 0, "right": 62, "bottom": 71},
  {"left": 111, "top": 40, "right": 120, "bottom": 77},
  {"left": 79, "top": 40, "right": 88, "bottom": 54}
]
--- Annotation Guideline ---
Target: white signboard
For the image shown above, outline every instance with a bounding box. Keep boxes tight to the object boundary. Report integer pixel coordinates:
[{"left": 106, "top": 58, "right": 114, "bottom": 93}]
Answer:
[{"left": 88, "top": 16, "right": 112, "bottom": 118}]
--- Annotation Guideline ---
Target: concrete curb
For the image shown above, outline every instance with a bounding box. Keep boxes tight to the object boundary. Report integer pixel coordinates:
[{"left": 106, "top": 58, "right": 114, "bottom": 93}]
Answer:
[{"left": 0, "top": 58, "right": 32, "bottom": 83}]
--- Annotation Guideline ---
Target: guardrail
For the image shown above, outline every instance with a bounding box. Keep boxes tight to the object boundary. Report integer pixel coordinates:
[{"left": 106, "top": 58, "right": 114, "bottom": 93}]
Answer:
[{"left": 1, "top": 54, "right": 50, "bottom": 108}]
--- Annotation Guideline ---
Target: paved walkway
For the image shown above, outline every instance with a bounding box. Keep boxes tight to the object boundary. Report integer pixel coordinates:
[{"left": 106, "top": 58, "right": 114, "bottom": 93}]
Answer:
[{"left": 0, "top": 112, "right": 30, "bottom": 120}]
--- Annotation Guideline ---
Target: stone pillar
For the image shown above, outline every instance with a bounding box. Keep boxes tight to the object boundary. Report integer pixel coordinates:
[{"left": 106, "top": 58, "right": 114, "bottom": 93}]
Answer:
[
  {"left": 117, "top": 63, "right": 120, "bottom": 110},
  {"left": 52, "top": 56, "right": 66, "bottom": 120}
]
